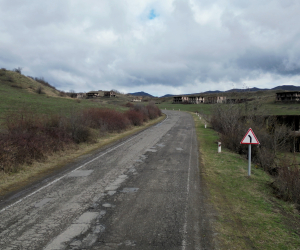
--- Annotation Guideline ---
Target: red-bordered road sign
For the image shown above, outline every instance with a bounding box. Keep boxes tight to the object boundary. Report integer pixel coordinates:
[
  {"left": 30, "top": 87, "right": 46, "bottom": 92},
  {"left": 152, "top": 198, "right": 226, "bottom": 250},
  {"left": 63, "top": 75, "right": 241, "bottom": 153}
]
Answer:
[{"left": 240, "top": 128, "right": 260, "bottom": 145}]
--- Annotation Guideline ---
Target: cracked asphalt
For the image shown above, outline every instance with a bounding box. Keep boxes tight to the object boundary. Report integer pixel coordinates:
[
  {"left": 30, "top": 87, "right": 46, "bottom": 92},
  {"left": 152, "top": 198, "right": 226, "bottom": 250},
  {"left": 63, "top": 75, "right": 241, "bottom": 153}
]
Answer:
[{"left": 0, "top": 110, "right": 215, "bottom": 250}]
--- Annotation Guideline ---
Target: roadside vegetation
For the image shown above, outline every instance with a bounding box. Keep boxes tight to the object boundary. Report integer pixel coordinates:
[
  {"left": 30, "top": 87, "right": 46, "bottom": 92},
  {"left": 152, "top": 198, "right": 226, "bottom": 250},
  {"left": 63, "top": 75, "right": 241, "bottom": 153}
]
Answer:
[
  {"left": 0, "top": 103, "right": 162, "bottom": 174},
  {"left": 209, "top": 102, "right": 300, "bottom": 207},
  {"left": 194, "top": 99, "right": 300, "bottom": 249},
  {"left": 194, "top": 113, "right": 300, "bottom": 249}
]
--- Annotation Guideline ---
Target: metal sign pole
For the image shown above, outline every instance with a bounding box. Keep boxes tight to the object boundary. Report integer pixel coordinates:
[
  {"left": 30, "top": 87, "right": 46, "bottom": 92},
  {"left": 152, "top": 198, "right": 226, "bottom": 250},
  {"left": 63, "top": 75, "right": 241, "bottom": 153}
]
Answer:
[{"left": 248, "top": 144, "right": 251, "bottom": 176}]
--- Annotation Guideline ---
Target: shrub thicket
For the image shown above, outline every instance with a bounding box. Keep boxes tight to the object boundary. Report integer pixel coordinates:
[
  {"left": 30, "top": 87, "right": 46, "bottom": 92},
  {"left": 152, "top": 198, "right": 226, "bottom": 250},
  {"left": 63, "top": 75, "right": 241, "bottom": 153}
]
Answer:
[
  {"left": 0, "top": 104, "right": 162, "bottom": 173},
  {"left": 210, "top": 102, "right": 300, "bottom": 205},
  {"left": 125, "top": 110, "right": 144, "bottom": 126}
]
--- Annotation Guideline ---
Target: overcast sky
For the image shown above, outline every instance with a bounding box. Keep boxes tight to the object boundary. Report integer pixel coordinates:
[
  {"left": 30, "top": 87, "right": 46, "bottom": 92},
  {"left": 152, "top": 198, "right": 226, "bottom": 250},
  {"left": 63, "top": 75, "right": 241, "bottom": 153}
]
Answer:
[{"left": 1, "top": 0, "right": 300, "bottom": 96}]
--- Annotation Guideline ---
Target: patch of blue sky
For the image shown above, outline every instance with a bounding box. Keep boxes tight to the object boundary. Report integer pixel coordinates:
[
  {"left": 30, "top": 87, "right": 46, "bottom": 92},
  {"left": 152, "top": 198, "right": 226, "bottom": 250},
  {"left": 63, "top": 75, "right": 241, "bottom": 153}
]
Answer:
[{"left": 148, "top": 9, "right": 158, "bottom": 20}]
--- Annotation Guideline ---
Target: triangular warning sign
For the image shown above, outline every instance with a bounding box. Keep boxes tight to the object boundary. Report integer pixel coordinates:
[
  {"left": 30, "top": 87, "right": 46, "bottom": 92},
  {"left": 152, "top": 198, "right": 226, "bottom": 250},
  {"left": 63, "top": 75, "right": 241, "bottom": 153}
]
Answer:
[{"left": 240, "top": 128, "right": 260, "bottom": 144}]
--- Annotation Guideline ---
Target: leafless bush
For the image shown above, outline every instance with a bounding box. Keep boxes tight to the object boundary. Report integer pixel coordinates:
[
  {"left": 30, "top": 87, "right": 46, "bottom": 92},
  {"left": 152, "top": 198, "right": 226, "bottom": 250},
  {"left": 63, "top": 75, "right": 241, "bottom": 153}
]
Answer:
[
  {"left": 13, "top": 67, "right": 22, "bottom": 74},
  {"left": 125, "top": 110, "right": 144, "bottom": 126},
  {"left": 0, "top": 104, "right": 162, "bottom": 173},
  {"left": 82, "top": 108, "right": 130, "bottom": 133},
  {"left": 211, "top": 103, "right": 292, "bottom": 171},
  {"left": 68, "top": 111, "right": 92, "bottom": 143},
  {"left": 36, "top": 86, "right": 43, "bottom": 94},
  {"left": 133, "top": 104, "right": 149, "bottom": 122},
  {"left": 59, "top": 91, "right": 67, "bottom": 97},
  {"left": 0, "top": 111, "right": 74, "bottom": 173},
  {"left": 146, "top": 102, "right": 162, "bottom": 119},
  {"left": 273, "top": 156, "right": 300, "bottom": 205},
  {"left": 124, "top": 102, "right": 134, "bottom": 108}
]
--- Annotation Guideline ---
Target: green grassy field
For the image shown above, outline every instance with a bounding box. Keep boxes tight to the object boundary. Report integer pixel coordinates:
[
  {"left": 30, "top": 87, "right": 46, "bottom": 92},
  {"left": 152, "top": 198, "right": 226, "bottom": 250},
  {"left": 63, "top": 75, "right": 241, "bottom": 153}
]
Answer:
[
  {"left": 0, "top": 70, "right": 134, "bottom": 124},
  {"left": 0, "top": 83, "right": 129, "bottom": 119},
  {"left": 157, "top": 102, "right": 213, "bottom": 114},
  {"left": 194, "top": 113, "right": 300, "bottom": 249},
  {"left": 158, "top": 100, "right": 300, "bottom": 116}
]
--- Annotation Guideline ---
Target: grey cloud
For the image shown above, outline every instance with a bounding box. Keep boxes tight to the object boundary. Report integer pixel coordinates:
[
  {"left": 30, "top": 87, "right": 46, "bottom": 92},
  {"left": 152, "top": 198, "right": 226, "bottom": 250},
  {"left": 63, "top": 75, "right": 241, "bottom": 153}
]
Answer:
[{"left": 1, "top": 0, "right": 300, "bottom": 95}]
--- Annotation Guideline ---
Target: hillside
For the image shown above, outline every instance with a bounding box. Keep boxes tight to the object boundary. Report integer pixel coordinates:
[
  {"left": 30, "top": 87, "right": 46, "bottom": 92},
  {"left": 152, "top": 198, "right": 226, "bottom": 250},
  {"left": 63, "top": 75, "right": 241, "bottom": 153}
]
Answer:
[
  {"left": 0, "top": 69, "right": 133, "bottom": 122},
  {"left": 0, "top": 68, "right": 62, "bottom": 97}
]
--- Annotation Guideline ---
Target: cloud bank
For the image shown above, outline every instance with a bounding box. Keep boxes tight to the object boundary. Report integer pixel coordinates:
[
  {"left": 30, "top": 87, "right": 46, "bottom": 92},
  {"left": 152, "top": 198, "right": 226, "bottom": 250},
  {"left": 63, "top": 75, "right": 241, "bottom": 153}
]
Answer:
[{"left": 1, "top": 0, "right": 300, "bottom": 96}]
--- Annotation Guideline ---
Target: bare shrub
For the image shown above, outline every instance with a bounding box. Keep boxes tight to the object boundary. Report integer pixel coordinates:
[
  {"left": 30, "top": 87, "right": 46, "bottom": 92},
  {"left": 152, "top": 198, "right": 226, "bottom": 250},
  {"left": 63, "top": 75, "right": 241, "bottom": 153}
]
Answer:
[
  {"left": 0, "top": 111, "right": 74, "bottom": 173},
  {"left": 211, "top": 103, "right": 244, "bottom": 153},
  {"left": 124, "top": 102, "right": 134, "bottom": 108},
  {"left": 36, "top": 86, "right": 43, "bottom": 94},
  {"left": 13, "top": 67, "right": 22, "bottom": 74},
  {"left": 211, "top": 103, "right": 292, "bottom": 171},
  {"left": 59, "top": 91, "right": 67, "bottom": 97},
  {"left": 273, "top": 156, "right": 300, "bottom": 204},
  {"left": 68, "top": 110, "right": 92, "bottom": 143},
  {"left": 125, "top": 110, "right": 144, "bottom": 126},
  {"left": 146, "top": 102, "right": 162, "bottom": 119},
  {"left": 133, "top": 104, "right": 149, "bottom": 122},
  {"left": 82, "top": 108, "right": 130, "bottom": 133}
]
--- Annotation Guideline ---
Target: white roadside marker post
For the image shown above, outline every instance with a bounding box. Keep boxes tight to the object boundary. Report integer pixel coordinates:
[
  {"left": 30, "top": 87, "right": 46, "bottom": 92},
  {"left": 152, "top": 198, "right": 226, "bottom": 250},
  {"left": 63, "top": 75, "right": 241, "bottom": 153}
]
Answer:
[
  {"left": 240, "top": 128, "right": 260, "bottom": 177},
  {"left": 218, "top": 142, "right": 221, "bottom": 153},
  {"left": 205, "top": 124, "right": 207, "bottom": 128}
]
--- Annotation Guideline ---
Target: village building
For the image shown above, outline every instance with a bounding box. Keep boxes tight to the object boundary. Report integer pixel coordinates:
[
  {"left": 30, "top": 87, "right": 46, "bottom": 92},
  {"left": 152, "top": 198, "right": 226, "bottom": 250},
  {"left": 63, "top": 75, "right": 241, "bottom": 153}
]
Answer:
[
  {"left": 173, "top": 96, "right": 189, "bottom": 104},
  {"left": 189, "top": 96, "right": 205, "bottom": 104},
  {"left": 217, "top": 96, "right": 226, "bottom": 103},
  {"left": 173, "top": 95, "right": 225, "bottom": 104},
  {"left": 104, "top": 91, "right": 116, "bottom": 97},
  {"left": 276, "top": 91, "right": 300, "bottom": 102},
  {"left": 206, "top": 96, "right": 217, "bottom": 104},
  {"left": 76, "top": 93, "right": 84, "bottom": 99},
  {"left": 86, "top": 91, "right": 101, "bottom": 98},
  {"left": 132, "top": 97, "right": 142, "bottom": 102}
]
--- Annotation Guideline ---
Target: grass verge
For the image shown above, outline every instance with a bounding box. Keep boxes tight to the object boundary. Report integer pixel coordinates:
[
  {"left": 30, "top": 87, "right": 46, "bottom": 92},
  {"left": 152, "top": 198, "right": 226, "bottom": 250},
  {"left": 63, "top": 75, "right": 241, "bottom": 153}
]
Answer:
[
  {"left": 0, "top": 115, "right": 165, "bottom": 196},
  {"left": 193, "top": 113, "right": 300, "bottom": 249}
]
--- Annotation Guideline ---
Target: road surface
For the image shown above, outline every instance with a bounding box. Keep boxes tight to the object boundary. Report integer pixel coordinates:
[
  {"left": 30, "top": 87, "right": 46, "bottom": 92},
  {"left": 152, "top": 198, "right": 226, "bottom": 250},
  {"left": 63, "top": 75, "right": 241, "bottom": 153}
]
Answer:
[{"left": 0, "top": 110, "right": 215, "bottom": 250}]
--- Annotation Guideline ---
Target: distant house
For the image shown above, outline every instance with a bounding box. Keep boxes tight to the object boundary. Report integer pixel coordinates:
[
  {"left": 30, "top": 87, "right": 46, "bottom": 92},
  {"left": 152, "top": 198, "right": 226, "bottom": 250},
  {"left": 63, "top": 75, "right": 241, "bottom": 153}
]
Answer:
[
  {"left": 276, "top": 91, "right": 300, "bottom": 102},
  {"left": 189, "top": 96, "right": 205, "bottom": 104},
  {"left": 104, "top": 91, "right": 116, "bottom": 97},
  {"left": 226, "top": 98, "right": 254, "bottom": 104},
  {"left": 173, "top": 96, "right": 183, "bottom": 104},
  {"left": 173, "top": 95, "right": 227, "bottom": 104},
  {"left": 132, "top": 97, "right": 142, "bottom": 102},
  {"left": 217, "top": 96, "right": 226, "bottom": 103},
  {"left": 77, "top": 93, "right": 85, "bottom": 99},
  {"left": 173, "top": 96, "right": 190, "bottom": 104},
  {"left": 87, "top": 91, "right": 101, "bottom": 98}
]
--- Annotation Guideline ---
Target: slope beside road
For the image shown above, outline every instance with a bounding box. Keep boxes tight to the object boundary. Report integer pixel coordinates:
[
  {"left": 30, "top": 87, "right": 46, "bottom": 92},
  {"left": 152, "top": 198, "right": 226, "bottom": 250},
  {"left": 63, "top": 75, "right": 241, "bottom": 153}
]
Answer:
[{"left": 0, "top": 110, "right": 216, "bottom": 250}]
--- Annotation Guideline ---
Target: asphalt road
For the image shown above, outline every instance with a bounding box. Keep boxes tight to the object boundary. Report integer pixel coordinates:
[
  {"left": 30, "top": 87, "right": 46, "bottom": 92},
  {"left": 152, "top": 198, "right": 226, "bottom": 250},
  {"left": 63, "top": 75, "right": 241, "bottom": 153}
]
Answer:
[{"left": 0, "top": 110, "right": 215, "bottom": 250}]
